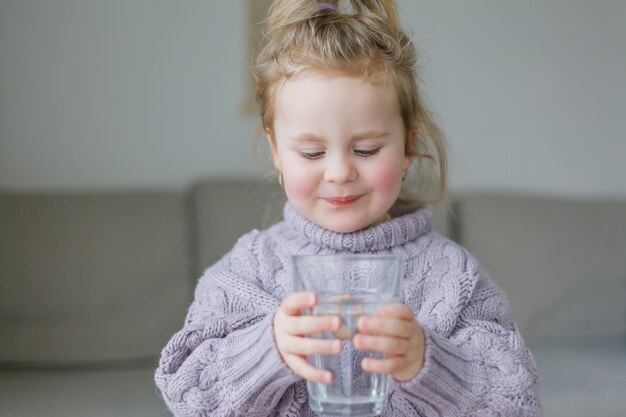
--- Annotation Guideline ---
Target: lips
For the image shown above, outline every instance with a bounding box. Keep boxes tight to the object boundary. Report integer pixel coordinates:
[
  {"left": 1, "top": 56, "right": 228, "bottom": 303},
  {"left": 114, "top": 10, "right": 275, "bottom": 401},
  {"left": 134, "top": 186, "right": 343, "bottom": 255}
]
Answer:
[{"left": 325, "top": 196, "right": 361, "bottom": 207}]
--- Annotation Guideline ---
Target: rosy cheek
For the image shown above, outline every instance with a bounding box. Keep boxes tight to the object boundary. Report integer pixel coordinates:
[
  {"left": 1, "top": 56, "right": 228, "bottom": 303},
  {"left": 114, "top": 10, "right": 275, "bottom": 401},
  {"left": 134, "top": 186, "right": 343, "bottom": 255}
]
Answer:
[
  {"left": 372, "top": 165, "right": 403, "bottom": 188},
  {"left": 284, "top": 169, "right": 318, "bottom": 198}
]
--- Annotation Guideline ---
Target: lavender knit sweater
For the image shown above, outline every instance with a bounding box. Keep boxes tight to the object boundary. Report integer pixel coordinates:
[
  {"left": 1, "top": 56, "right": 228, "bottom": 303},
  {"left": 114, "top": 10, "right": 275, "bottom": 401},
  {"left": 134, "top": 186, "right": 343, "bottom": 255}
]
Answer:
[{"left": 155, "top": 203, "right": 541, "bottom": 416}]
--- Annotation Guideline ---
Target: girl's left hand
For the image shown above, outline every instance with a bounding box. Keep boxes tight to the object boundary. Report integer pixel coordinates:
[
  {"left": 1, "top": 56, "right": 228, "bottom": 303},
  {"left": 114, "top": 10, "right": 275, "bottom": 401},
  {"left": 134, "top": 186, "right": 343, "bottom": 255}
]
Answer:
[{"left": 353, "top": 304, "right": 425, "bottom": 382}]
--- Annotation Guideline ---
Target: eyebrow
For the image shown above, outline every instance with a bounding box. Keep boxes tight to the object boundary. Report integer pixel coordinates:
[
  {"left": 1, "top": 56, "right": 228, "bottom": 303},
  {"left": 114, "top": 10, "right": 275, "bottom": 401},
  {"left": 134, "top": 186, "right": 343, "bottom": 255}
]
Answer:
[
  {"left": 292, "top": 133, "right": 325, "bottom": 143},
  {"left": 292, "top": 130, "right": 389, "bottom": 142},
  {"left": 351, "top": 130, "right": 389, "bottom": 140}
]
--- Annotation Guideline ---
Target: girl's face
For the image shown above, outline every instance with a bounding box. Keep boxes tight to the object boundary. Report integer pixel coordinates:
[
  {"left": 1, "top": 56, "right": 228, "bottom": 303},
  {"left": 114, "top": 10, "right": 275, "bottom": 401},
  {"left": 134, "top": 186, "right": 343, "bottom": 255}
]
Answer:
[{"left": 269, "top": 72, "right": 411, "bottom": 233}]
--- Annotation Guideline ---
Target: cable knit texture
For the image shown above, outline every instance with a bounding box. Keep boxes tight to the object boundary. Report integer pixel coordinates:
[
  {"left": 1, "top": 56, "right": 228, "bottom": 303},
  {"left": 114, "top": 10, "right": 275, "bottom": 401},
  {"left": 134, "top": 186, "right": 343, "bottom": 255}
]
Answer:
[{"left": 155, "top": 202, "right": 542, "bottom": 416}]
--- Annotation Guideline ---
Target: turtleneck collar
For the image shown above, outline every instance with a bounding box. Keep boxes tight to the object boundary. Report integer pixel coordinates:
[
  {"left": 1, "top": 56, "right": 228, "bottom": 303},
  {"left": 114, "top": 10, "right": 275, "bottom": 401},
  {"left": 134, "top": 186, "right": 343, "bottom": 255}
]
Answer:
[{"left": 282, "top": 202, "right": 433, "bottom": 252}]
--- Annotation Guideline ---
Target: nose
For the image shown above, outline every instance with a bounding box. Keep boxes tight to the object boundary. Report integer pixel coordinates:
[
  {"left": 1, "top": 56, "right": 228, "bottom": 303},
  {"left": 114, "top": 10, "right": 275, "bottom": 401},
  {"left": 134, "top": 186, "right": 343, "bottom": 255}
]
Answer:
[{"left": 323, "top": 154, "right": 358, "bottom": 184}]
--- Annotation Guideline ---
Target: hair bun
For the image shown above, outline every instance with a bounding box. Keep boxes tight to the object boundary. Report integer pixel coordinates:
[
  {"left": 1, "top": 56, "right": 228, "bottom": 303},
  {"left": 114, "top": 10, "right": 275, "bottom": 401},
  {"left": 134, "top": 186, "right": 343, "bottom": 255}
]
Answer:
[{"left": 266, "top": 1, "right": 401, "bottom": 40}]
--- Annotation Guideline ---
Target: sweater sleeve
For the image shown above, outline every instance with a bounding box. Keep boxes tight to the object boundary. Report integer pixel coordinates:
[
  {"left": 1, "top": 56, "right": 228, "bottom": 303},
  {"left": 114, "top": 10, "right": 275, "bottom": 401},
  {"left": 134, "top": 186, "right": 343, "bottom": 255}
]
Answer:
[
  {"left": 154, "top": 232, "right": 304, "bottom": 417},
  {"left": 389, "top": 247, "right": 541, "bottom": 417}
]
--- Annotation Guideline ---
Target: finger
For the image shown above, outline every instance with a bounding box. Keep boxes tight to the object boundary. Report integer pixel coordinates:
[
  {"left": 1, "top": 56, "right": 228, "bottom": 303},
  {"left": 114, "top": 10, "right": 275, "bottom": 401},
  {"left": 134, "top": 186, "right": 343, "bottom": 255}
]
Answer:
[
  {"left": 281, "top": 335, "right": 342, "bottom": 356},
  {"left": 353, "top": 334, "right": 408, "bottom": 355},
  {"left": 283, "top": 315, "right": 341, "bottom": 336},
  {"left": 357, "top": 316, "right": 414, "bottom": 338},
  {"left": 373, "top": 304, "right": 415, "bottom": 320},
  {"left": 286, "top": 354, "right": 333, "bottom": 384},
  {"left": 280, "top": 292, "right": 317, "bottom": 315},
  {"left": 361, "top": 356, "right": 404, "bottom": 374}
]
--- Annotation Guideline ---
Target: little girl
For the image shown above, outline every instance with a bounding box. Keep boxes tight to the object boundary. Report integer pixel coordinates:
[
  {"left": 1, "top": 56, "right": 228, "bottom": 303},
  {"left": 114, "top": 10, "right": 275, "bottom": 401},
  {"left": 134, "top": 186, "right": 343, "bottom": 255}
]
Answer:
[{"left": 155, "top": 1, "right": 541, "bottom": 416}]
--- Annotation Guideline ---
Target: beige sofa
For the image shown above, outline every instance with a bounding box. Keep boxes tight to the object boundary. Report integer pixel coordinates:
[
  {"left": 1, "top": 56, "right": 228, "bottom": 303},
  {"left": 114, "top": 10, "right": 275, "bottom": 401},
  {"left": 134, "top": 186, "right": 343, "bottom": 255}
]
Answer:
[{"left": 1, "top": 179, "right": 625, "bottom": 416}]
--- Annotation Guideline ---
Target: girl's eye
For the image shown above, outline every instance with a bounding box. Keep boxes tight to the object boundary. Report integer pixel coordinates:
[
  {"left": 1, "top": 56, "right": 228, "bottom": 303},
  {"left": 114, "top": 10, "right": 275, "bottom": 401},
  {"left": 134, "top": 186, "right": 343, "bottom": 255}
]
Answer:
[
  {"left": 354, "top": 148, "right": 380, "bottom": 157},
  {"left": 298, "top": 151, "right": 324, "bottom": 160}
]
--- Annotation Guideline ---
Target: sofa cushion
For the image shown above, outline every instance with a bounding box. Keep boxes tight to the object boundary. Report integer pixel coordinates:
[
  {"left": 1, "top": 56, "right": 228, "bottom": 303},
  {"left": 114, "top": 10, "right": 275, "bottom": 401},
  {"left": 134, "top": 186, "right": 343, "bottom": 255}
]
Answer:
[
  {"left": 0, "top": 366, "right": 170, "bottom": 417},
  {"left": 457, "top": 193, "right": 626, "bottom": 345},
  {"left": 0, "top": 192, "right": 193, "bottom": 363},
  {"left": 533, "top": 344, "right": 626, "bottom": 417}
]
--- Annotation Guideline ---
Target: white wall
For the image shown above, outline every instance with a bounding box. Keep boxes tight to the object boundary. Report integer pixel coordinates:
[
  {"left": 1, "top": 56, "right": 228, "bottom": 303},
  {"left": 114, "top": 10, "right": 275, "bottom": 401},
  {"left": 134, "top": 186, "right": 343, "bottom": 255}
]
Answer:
[
  {"left": 1, "top": 0, "right": 625, "bottom": 198},
  {"left": 402, "top": 1, "right": 626, "bottom": 198}
]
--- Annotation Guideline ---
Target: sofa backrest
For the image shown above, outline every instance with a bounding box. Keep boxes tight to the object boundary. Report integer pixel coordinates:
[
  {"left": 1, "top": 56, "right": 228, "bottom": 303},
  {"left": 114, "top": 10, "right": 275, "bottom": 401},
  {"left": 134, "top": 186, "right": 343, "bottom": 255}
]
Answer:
[
  {"left": 190, "top": 179, "right": 286, "bottom": 275},
  {"left": 0, "top": 192, "right": 193, "bottom": 364},
  {"left": 13, "top": 182, "right": 608, "bottom": 364},
  {"left": 457, "top": 192, "right": 626, "bottom": 347}
]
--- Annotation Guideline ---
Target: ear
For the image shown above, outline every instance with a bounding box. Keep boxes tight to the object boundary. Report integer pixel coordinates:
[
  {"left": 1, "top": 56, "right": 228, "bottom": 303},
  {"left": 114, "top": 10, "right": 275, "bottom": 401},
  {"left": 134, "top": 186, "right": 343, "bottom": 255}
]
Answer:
[
  {"left": 265, "top": 129, "right": 281, "bottom": 171},
  {"left": 403, "top": 128, "right": 417, "bottom": 171},
  {"left": 403, "top": 154, "right": 412, "bottom": 172}
]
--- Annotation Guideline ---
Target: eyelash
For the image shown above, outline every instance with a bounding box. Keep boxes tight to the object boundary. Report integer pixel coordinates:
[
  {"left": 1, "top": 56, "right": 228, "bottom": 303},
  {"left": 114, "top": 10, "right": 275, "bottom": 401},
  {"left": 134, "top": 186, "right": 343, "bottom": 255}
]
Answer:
[
  {"left": 354, "top": 148, "right": 380, "bottom": 157},
  {"left": 298, "top": 148, "right": 381, "bottom": 160},
  {"left": 299, "top": 151, "right": 324, "bottom": 160}
]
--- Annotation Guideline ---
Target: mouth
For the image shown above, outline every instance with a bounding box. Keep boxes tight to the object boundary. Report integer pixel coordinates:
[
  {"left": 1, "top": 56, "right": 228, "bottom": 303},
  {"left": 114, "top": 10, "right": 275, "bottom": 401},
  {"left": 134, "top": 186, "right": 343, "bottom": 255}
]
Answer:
[{"left": 325, "top": 195, "right": 361, "bottom": 207}]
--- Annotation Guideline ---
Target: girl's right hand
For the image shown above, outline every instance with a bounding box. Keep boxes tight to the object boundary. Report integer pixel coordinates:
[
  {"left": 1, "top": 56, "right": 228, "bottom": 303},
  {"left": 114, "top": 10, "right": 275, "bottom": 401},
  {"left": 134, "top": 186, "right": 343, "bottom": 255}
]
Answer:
[{"left": 274, "top": 291, "right": 343, "bottom": 384}]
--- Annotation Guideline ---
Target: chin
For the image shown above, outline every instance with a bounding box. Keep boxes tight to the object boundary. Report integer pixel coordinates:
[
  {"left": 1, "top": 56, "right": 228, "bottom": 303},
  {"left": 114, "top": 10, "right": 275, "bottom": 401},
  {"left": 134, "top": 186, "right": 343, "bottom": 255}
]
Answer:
[{"left": 299, "top": 204, "right": 381, "bottom": 233}]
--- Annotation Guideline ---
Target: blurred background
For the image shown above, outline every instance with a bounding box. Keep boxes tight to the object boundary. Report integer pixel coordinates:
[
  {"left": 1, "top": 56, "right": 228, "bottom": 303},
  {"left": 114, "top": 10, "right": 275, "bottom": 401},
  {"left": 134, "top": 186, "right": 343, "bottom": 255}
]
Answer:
[
  {"left": 1, "top": 0, "right": 625, "bottom": 196},
  {"left": 1, "top": 1, "right": 625, "bottom": 417}
]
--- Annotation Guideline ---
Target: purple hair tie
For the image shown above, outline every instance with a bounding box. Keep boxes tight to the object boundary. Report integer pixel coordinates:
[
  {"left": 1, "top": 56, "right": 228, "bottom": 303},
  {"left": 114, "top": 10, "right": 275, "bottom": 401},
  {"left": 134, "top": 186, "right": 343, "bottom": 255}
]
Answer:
[{"left": 320, "top": 2, "right": 337, "bottom": 12}]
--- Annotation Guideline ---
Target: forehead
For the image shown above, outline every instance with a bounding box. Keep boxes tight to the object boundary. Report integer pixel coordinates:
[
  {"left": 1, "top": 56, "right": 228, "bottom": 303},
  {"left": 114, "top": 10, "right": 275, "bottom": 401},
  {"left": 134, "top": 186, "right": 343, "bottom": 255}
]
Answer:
[
  {"left": 273, "top": 72, "right": 401, "bottom": 128},
  {"left": 278, "top": 69, "right": 395, "bottom": 98}
]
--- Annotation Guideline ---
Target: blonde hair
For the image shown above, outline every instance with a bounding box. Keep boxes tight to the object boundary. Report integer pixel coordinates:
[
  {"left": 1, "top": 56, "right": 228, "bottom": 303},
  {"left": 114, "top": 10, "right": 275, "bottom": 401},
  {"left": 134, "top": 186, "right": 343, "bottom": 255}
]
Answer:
[{"left": 253, "top": 0, "right": 448, "bottom": 209}]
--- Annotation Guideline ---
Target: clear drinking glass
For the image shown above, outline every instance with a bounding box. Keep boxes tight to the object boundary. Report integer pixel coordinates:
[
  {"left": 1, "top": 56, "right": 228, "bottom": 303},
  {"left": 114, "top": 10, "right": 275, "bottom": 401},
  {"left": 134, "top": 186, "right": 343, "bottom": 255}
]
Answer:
[{"left": 292, "top": 254, "right": 403, "bottom": 416}]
